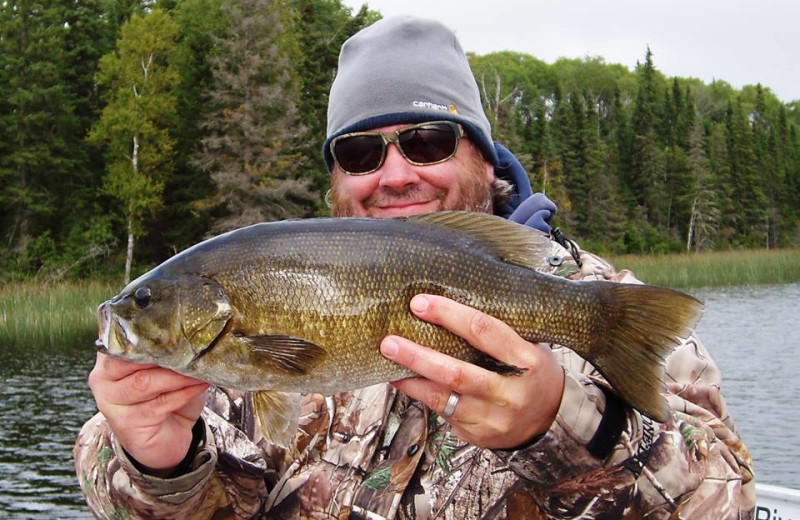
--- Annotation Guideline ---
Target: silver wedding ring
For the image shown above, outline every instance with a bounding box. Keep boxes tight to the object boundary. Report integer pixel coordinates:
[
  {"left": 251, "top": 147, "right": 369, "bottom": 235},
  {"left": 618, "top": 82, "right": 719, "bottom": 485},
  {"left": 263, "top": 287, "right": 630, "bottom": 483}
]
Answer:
[{"left": 442, "top": 391, "right": 460, "bottom": 417}]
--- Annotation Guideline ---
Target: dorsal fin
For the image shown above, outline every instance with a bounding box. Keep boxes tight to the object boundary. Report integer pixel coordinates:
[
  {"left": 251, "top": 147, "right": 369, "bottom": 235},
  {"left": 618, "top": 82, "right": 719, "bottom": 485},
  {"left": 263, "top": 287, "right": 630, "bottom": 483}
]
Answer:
[{"left": 408, "top": 211, "right": 552, "bottom": 271}]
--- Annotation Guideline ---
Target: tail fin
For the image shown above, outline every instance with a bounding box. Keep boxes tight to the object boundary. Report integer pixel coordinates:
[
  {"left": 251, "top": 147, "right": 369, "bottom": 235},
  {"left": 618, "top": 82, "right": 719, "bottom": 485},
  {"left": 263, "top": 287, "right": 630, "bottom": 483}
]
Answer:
[{"left": 592, "top": 284, "right": 703, "bottom": 423}]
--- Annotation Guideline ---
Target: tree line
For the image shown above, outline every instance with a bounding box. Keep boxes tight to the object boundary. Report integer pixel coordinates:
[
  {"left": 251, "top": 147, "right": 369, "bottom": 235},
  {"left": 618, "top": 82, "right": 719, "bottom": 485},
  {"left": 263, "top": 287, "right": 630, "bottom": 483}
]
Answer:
[{"left": 1, "top": 0, "right": 798, "bottom": 282}]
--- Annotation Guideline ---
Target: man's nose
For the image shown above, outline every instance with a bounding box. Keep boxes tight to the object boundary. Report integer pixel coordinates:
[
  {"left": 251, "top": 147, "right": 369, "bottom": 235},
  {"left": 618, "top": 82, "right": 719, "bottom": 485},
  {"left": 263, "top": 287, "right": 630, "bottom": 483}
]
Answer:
[{"left": 377, "top": 143, "right": 420, "bottom": 188}]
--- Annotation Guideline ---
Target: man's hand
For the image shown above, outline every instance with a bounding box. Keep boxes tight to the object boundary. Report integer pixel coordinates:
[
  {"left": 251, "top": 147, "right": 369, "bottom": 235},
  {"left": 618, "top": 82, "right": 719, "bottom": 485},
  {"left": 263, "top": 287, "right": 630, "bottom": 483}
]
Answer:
[
  {"left": 380, "top": 294, "right": 565, "bottom": 449},
  {"left": 88, "top": 353, "right": 210, "bottom": 477}
]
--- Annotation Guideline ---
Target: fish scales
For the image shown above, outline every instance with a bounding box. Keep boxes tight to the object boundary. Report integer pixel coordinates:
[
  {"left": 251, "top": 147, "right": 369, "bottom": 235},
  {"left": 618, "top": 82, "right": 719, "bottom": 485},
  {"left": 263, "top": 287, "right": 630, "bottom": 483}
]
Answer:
[
  {"left": 96, "top": 211, "right": 703, "bottom": 444},
  {"left": 194, "top": 222, "right": 533, "bottom": 392}
]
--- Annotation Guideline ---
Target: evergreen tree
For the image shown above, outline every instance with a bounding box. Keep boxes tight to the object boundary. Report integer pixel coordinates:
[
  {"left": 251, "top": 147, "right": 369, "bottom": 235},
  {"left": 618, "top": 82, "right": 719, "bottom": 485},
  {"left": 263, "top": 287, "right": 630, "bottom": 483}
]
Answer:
[
  {"left": 0, "top": 0, "right": 128, "bottom": 277},
  {"left": 194, "top": 0, "right": 318, "bottom": 234},
  {"left": 104, "top": 0, "right": 149, "bottom": 32},
  {"left": 545, "top": 84, "right": 572, "bottom": 216},
  {"left": 527, "top": 96, "right": 554, "bottom": 194},
  {"left": 778, "top": 107, "right": 800, "bottom": 227},
  {"left": 89, "top": 8, "right": 180, "bottom": 283},
  {"left": 560, "top": 90, "right": 589, "bottom": 232},
  {"left": 726, "top": 97, "right": 769, "bottom": 245},
  {"left": 57, "top": 0, "right": 122, "bottom": 273},
  {"left": 787, "top": 125, "right": 800, "bottom": 225},
  {"left": 686, "top": 121, "right": 720, "bottom": 251},
  {"left": 0, "top": 0, "right": 76, "bottom": 269},
  {"left": 751, "top": 84, "right": 781, "bottom": 248},
  {"left": 147, "top": 0, "right": 226, "bottom": 256},
  {"left": 583, "top": 93, "right": 622, "bottom": 243},
  {"left": 289, "top": 0, "right": 375, "bottom": 196},
  {"left": 607, "top": 85, "right": 631, "bottom": 193},
  {"left": 628, "top": 47, "right": 667, "bottom": 228},
  {"left": 707, "top": 122, "right": 737, "bottom": 243},
  {"left": 660, "top": 81, "right": 694, "bottom": 240}
]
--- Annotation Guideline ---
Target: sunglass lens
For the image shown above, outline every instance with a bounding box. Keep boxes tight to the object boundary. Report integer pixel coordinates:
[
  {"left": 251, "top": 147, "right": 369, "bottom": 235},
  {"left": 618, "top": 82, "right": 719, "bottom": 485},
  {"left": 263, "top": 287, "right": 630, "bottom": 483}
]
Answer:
[
  {"left": 334, "top": 135, "right": 384, "bottom": 174},
  {"left": 398, "top": 124, "right": 457, "bottom": 164}
]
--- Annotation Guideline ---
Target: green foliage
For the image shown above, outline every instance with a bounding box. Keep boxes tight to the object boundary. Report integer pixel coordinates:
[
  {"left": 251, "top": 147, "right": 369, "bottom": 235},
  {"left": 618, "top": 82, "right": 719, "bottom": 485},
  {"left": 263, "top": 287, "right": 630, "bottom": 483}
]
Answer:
[
  {"left": 149, "top": 0, "right": 225, "bottom": 254},
  {"left": 1, "top": 2, "right": 799, "bottom": 281},
  {"left": 469, "top": 46, "right": 799, "bottom": 254},
  {"left": 620, "top": 219, "right": 683, "bottom": 254},
  {"left": 88, "top": 8, "right": 180, "bottom": 282},
  {"left": 0, "top": 1, "right": 80, "bottom": 266},
  {"left": 288, "top": 0, "right": 376, "bottom": 200}
]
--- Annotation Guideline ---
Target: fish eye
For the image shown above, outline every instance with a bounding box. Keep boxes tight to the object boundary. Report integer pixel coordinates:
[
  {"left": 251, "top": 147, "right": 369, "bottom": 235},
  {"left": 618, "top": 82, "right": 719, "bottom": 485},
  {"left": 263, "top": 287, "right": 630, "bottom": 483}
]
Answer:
[{"left": 133, "top": 287, "right": 152, "bottom": 309}]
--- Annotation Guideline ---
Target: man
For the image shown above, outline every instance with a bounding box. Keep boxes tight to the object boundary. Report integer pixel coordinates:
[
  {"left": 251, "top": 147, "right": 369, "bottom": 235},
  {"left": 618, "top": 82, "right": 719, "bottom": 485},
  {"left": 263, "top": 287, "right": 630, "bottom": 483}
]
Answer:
[{"left": 75, "top": 16, "right": 755, "bottom": 519}]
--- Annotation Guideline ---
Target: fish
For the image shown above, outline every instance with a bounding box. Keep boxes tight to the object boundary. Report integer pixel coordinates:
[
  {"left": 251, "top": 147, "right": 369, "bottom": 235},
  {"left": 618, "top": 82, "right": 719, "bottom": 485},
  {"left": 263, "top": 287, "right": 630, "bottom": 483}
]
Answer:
[{"left": 96, "top": 211, "right": 703, "bottom": 446}]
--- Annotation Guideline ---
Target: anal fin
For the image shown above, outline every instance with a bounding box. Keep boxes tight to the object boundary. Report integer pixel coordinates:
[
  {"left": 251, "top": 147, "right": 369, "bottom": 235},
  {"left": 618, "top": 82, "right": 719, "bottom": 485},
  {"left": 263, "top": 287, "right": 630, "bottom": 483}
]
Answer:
[{"left": 252, "top": 390, "right": 302, "bottom": 448}]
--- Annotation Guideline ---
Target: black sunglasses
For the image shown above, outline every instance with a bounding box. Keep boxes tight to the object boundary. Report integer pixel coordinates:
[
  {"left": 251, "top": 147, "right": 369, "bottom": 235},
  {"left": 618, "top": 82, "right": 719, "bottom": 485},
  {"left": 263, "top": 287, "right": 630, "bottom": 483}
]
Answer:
[{"left": 330, "top": 121, "right": 465, "bottom": 175}]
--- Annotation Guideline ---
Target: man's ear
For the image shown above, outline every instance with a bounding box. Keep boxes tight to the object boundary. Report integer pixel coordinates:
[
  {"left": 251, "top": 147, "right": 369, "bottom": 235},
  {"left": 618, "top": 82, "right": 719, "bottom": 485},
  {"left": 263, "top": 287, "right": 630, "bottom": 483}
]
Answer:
[{"left": 484, "top": 159, "right": 495, "bottom": 184}]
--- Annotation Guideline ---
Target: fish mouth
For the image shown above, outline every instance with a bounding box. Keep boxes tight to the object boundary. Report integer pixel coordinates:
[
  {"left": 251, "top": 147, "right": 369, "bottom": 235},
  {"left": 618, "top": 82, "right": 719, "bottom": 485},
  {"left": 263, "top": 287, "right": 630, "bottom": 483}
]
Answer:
[
  {"left": 96, "top": 303, "right": 111, "bottom": 352},
  {"left": 95, "top": 302, "right": 133, "bottom": 355}
]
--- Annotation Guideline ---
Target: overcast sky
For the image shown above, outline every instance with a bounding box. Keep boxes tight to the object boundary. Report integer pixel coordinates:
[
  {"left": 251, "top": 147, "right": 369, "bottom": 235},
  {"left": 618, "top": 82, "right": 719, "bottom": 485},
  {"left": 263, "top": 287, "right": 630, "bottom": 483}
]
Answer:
[{"left": 342, "top": 0, "right": 799, "bottom": 103}]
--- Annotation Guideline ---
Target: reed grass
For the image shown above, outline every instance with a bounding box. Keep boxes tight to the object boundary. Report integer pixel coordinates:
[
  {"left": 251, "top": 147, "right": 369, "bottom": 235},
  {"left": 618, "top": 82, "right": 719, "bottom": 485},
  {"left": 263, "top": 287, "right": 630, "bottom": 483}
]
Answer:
[
  {"left": 2, "top": 249, "right": 799, "bottom": 348},
  {"left": 0, "top": 281, "right": 118, "bottom": 349},
  {"left": 607, "top": 248, "right": 800, "bottom": 288}
]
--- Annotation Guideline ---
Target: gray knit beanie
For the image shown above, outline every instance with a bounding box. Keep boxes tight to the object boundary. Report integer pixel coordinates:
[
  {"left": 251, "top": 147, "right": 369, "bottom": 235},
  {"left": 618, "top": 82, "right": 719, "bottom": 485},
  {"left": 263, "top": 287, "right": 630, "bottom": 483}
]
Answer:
[{"left": 323, "top": 16, "right": 497, "bottom": 171}]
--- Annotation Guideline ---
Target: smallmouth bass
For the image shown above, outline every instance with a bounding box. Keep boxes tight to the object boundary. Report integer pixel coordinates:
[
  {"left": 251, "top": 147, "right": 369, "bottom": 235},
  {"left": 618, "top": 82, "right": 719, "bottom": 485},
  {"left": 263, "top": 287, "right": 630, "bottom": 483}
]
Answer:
[{"left": 96, "top": 211, "right": 702, "bottom": 445}]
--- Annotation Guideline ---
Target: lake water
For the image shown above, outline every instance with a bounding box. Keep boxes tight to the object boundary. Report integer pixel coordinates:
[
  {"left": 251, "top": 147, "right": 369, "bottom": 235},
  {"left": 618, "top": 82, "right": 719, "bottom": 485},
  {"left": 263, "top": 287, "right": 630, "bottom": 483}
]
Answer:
[
  {"left": 689, "top": 283, "right": 800, "bottom": 492},
  {"left": 0, "top": 283, "right": 797, "bottom": 519},
  {"left": 0, "top": 344, "right": 96, "bottom": 519}
]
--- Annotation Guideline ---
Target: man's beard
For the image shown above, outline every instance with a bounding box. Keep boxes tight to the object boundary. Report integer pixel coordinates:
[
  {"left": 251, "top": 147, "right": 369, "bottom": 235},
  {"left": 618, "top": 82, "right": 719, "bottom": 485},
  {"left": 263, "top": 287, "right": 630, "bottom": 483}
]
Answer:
[{"left": 328, "top": 157, "right": 493, "bottom": 218}]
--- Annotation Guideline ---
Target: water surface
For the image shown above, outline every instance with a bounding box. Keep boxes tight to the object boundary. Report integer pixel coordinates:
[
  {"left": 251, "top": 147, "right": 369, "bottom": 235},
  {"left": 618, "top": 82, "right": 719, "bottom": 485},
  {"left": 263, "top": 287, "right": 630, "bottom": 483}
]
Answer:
[
  {"left": 0, "top": 283, "right": 797, "bottom": 518},
  {"left": 0, "top": 344, "right": 96, "bottom": 519},
  {"left": 691, "top": 283, "right": 800, "bottom": 490}
]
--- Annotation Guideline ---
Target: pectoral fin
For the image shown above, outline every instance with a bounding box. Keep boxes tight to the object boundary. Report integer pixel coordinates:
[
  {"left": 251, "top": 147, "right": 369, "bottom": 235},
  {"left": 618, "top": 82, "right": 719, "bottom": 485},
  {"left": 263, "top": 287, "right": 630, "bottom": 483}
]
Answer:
[
  {"left": 236, "top": 333, "right": 326, "bottom": 374},
  {"left": 252, "top": 391, "right": 301, "bottom": 448}
]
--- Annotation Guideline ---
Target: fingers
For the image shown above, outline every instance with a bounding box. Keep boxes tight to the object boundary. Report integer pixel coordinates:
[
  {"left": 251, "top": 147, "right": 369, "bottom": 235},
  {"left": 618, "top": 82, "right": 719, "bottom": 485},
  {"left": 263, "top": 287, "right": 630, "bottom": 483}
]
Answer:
[
  {"left": 87, "top": 353, "right": 208, "bottom": 473},
  {"left": 90, "top": 353, "right": 209, "bottom": 406},
  {"left": 95, "top": 353, "right": 158, "bottom": 380},
  {"left": 381, "top": 336, "right": 499, "bottom": 399},
  {"left": 104, "top": 383, "right": 209, "bottom": 429},
  {"left": 390, "top": 376, "right": 481, "bottom": 425},
  {"left": 381, "top": 294, "right": 566, "bottom": 448},
  {"left": 391, "top": 371, "right": 544, "bottom": 448},
  {"left": 408, "top": 294, "right": 536, "bottom": 368}
]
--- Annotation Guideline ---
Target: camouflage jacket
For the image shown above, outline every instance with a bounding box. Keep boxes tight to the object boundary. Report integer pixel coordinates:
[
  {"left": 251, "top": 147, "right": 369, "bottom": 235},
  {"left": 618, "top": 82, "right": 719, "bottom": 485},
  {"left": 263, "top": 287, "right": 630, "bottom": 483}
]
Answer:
[{"left": 74, "top": 248, "right": 755, "bottom": 520}]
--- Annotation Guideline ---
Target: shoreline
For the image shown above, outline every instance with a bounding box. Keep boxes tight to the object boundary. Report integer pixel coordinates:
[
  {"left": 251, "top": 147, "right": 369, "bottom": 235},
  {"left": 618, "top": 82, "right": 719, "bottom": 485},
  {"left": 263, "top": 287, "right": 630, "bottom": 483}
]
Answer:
[
  {"left": 3, "top": 248, "right": 799, "bottom": 347},
  {"left": 607, "top": 248, "right": 800, "bottom": 288}
]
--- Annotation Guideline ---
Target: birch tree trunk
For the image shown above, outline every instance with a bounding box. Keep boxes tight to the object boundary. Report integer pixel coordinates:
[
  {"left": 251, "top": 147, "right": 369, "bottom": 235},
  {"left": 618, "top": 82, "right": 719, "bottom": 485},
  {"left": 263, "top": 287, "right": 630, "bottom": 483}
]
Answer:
[
  {"left": 87, "top": 9, "right": 178, "bottom": 284},
  {"left": 686, "top": 196, "right": 697, "bottom": 252},
  {"left": 124, "top": 134, "right": 139, "bottom": 285},
  {"left": 125, "top": 214, "right": 134, "bottom": 285}
]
